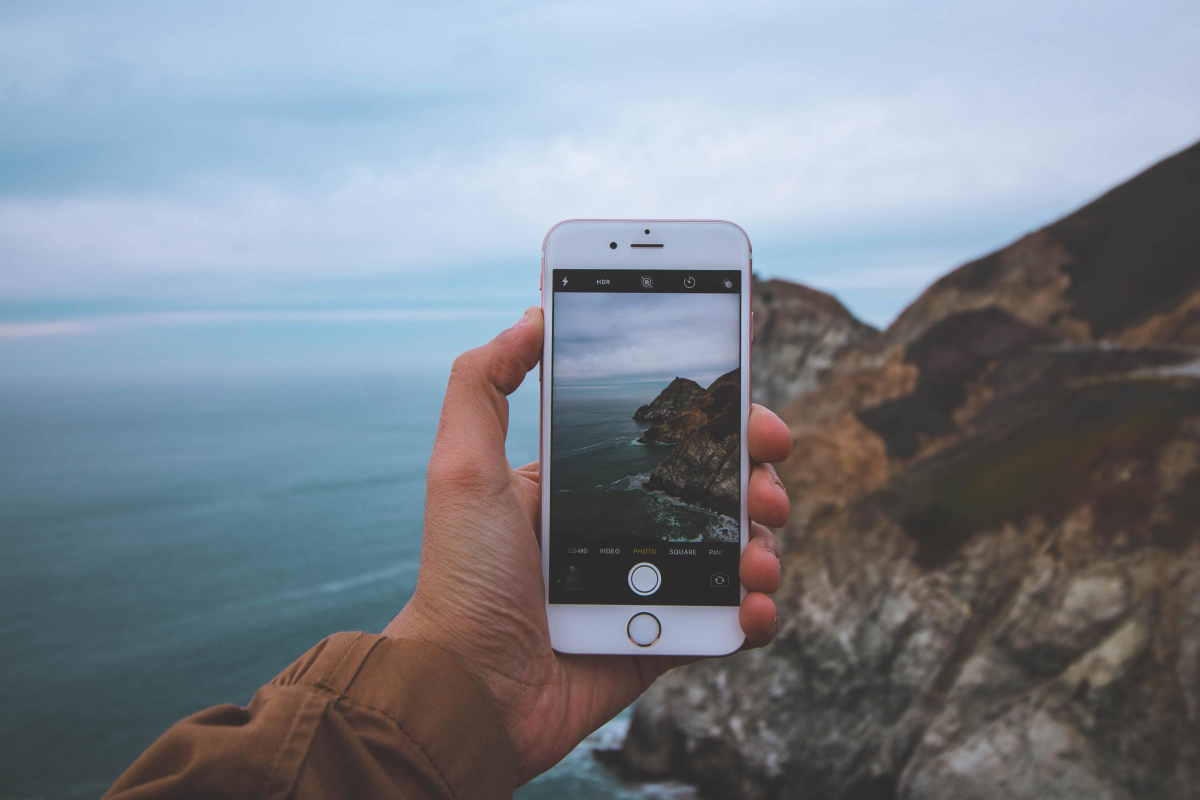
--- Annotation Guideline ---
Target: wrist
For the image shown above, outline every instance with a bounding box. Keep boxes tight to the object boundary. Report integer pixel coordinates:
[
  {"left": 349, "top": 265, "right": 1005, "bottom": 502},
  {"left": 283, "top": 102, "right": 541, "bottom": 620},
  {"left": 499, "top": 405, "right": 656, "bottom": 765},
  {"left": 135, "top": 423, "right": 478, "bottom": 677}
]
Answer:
[{"left": 383, "top": 597, "right": 557, "bottom": 784}]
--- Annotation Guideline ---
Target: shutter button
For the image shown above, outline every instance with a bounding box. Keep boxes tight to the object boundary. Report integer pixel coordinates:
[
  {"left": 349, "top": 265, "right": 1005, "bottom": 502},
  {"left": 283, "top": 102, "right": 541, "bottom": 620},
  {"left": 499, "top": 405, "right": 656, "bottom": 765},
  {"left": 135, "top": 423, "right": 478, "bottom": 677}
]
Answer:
[{"left": 628, "top": 562, "right": 661, "bottom": 596}]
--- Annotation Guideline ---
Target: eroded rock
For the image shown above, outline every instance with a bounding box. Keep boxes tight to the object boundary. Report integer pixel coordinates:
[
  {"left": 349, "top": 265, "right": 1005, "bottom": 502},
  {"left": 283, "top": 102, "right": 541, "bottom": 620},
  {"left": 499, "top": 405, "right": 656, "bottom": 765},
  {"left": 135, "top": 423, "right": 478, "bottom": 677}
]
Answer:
[{"left": 613, "top": 139, "right": 1200, "bottom": 800}]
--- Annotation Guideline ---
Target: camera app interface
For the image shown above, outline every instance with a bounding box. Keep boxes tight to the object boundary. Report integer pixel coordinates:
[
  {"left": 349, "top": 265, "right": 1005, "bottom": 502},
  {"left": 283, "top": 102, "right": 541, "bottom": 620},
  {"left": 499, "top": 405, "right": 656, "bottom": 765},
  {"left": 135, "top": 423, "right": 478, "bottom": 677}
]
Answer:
[{"left": 549, "top": 269, "right": 742, "bottom": 606}]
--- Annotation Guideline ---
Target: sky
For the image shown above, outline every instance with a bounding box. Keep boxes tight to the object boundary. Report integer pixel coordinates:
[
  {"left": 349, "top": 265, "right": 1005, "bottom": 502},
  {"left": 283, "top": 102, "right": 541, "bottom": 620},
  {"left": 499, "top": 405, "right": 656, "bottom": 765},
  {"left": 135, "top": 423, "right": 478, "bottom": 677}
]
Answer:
[
  {"left": 1, "top": 0, "right": 1199, "bottom": 382},
  {"left": 553, "top": 292, "right": 739, "bottom": 386}
]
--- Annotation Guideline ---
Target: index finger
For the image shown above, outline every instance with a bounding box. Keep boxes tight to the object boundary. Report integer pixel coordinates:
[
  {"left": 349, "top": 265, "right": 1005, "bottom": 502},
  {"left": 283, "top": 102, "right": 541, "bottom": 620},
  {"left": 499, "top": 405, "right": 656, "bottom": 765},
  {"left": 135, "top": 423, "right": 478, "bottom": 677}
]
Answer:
[{"left": 748, "top": 404, "right": 793, "bottom": 464}]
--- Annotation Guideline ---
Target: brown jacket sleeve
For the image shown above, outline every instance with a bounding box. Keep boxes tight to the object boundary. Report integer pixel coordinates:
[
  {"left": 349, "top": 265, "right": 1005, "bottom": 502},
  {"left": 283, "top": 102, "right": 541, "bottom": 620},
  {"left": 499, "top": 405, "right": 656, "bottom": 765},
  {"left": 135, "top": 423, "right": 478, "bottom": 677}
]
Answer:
[{"left": 104, "top": 633, "right": 517, "bottom": 800}]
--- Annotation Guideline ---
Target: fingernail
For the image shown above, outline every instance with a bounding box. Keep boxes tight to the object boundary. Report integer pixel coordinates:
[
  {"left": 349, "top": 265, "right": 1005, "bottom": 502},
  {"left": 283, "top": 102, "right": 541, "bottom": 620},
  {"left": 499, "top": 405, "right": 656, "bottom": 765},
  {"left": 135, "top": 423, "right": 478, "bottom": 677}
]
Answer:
[{"left": 774, "top": 612, "right": 780, "bottom": 632}]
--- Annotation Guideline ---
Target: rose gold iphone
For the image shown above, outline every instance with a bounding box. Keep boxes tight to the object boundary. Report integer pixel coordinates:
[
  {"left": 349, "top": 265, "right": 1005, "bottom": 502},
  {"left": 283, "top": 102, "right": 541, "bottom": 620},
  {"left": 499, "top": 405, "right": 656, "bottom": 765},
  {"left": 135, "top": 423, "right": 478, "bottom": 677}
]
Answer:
[{"left": 540, "top": 220, "right": 752, "bottom": 655}]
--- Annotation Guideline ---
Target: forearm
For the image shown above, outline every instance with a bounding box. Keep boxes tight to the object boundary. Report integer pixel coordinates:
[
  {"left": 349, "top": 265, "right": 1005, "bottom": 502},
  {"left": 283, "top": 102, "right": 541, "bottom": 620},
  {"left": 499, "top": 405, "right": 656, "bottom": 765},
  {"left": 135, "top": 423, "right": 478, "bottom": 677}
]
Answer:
[{"left": 105, "top": 633, "right": 517, "bottom": 800}]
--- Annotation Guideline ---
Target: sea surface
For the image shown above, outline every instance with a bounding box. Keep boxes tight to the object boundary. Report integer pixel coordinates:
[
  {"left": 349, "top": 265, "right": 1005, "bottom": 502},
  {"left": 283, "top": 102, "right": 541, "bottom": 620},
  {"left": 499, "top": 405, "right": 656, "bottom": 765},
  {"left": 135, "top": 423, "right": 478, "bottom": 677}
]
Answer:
[
  {"left": 0, "top": 369, "right": 695, "bottom": 799},
  {"left": 552, "top": 385, "right": 737, "bottom": 543}
]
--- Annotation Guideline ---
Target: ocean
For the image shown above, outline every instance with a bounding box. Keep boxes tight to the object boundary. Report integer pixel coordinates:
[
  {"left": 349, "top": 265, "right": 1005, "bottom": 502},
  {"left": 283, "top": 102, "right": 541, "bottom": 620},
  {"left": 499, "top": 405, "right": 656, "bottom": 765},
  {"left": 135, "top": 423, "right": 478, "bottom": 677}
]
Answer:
[{"left": 0, "top": 368, "right": 695, "bottom": 799}]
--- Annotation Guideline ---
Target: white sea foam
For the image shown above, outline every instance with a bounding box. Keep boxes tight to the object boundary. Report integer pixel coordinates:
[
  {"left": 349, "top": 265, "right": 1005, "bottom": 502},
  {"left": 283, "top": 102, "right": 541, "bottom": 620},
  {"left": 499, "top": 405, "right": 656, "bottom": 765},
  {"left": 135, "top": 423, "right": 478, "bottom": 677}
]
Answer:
[
  {"left": 644, "top": 487, "right": 741, "bottom": 543},
  {"left": 1156, "top": 358, "right": 1200, "bottom": 378},
  {"left": 278, "top": 563, "right": 408, "bottom": 602},
  {"left": 610, "top": 472, "right": 651, "bottom": 489},
  {"left": 561, "top": 438, "right": 611, "bottom": 455},
  {"left": 706, "top": 512, "right": 741, "bottom": 543}
]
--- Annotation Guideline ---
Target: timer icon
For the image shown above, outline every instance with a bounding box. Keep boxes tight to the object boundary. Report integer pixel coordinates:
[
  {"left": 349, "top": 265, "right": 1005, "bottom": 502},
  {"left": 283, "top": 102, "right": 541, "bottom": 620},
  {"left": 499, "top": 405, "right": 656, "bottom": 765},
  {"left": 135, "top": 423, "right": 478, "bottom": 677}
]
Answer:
[{"left": 683, "top": 276, "right": 696, "bottom": 289}]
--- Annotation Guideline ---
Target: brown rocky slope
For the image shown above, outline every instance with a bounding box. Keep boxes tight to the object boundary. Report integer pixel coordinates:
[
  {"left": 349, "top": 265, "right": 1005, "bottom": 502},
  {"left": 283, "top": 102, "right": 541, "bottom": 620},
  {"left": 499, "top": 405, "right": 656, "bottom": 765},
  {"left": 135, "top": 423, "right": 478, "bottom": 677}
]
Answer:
[
  {"left": 637, "top": 370, "right": 741, "bottom": 518},
  {"left": 610, "top": 139, "right": 1200, "bottom": 799},
  {"left": 635, "top": 377, "right": 710, "bottom": 423}
]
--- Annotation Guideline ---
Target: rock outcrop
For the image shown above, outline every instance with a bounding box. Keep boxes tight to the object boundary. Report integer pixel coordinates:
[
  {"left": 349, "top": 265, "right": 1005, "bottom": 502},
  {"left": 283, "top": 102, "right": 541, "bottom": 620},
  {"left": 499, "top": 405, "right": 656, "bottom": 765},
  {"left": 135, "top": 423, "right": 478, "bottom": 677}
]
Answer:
[
  {"left": 636, "top": 370, "right": 741, "bottom": 517},
  {"left": 637, "top": 370, "right": 738, "bottom": 445},
  {"left": 752, "top": 280, "right": 881, "bottom": 410},
  {"left": 634, "top": 377, "right": 708, "bottom": 422},
  {"left": 612, "top": 139, "right": 1200, "bottom": 799}
]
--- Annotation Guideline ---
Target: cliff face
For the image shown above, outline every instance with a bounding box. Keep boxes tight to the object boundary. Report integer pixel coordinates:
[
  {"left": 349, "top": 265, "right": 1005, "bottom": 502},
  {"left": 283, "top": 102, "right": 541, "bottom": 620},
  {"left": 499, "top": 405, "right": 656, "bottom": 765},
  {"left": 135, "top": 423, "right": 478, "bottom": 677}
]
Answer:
[
  {"left": 615, "top": 139, "right": 1200, "bottom": 799},
  {"left": 752, "top": 279, "right": 881, "bottom": 410},
  {"left": 636, "top": 370, "right": 741, "bottom": 517}
]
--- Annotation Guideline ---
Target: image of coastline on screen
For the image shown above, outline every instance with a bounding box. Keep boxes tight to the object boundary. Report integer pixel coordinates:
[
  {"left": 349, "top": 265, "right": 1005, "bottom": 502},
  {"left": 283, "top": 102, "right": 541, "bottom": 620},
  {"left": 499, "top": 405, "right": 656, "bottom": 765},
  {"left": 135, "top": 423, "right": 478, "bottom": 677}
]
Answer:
[{"left": 551, "top": 291, "right": 740, "bottom": 545}]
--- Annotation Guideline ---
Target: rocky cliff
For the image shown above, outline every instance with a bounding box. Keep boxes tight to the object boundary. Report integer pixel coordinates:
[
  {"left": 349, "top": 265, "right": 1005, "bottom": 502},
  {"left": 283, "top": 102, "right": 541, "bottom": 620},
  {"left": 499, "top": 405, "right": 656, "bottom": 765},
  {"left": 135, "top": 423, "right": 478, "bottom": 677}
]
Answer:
[
  {"left": 635, "top": 377, "right": 709, "bottom": 422},
  {"left": 613, "top": 140, "right": 1200, "bottom": 799},
  {"left": 752, "top": 280, "right": 881, "bottom": 410},
  {"left": 636, "top": 370, "right": 741, "bottom": 517}
]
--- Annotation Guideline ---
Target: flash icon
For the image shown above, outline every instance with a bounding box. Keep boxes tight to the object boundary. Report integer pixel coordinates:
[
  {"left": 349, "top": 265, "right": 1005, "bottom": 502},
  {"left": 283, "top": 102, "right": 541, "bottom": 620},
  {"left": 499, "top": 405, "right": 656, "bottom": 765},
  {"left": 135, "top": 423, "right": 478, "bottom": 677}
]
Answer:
[{"left": 562, "top": 276, "right": 569, "bottom": 287}]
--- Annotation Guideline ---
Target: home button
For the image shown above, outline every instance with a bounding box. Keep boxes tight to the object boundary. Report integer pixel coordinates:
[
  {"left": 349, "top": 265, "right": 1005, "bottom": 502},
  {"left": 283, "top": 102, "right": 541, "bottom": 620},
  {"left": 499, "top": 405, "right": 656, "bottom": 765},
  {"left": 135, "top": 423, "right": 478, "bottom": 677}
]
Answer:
[
  {"left": 627, "top": 612, "right": 661, "bottom": 647},
  {"left": 628, "top": 562, "right": 661, "bottom": 596}
]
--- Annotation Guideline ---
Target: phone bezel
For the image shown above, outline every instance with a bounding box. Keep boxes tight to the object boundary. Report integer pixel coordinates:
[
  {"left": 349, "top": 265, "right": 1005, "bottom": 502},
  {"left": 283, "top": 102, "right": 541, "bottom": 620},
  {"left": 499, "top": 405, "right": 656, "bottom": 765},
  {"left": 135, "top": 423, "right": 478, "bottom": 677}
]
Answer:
[{"left": 540, "top": 219, "right": 752, "bottom": 656}]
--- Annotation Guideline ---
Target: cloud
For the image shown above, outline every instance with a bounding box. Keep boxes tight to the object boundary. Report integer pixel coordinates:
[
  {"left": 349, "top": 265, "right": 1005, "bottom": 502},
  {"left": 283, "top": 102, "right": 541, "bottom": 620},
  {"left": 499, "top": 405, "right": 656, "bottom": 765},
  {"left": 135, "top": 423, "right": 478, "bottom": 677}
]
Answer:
[
  {"left": 4, "top": 86, "right": 1196, "bottom": 295},
  {"left": 0, "top": 320, "right": 91, "bottom": 338},
  {"left": 553, "top": 292, "right": 740, "bottom": 383},
  {"left": 1, "top": 0, "right": 1198, "bottom": 323}
]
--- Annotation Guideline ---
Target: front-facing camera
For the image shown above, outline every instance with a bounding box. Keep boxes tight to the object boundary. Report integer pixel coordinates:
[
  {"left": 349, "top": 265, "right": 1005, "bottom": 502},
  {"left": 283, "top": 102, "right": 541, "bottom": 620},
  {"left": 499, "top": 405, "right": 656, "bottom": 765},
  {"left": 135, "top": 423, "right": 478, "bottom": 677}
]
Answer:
[{"left": 609, "top": 242, "right": 617, "bottom": 249}]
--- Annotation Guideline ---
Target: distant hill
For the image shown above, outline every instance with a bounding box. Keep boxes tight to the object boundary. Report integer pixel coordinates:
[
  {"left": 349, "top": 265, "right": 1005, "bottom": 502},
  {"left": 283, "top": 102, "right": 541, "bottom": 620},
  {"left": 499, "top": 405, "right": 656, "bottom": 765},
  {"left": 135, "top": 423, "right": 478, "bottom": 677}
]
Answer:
[
  {"left": 889, "top": 141, "right": 1200, "bottom": 347},
  {"left": 612, "top": 139, "right": 1200, "bottom": 799}
]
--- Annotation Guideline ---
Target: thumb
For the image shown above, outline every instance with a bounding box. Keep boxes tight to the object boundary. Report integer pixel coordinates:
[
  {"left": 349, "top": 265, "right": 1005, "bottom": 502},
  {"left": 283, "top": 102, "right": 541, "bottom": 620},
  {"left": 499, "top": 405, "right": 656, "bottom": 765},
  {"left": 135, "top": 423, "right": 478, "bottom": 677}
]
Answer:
[{"left": 427, "top": 307, "right": 543, "bottom": 492}]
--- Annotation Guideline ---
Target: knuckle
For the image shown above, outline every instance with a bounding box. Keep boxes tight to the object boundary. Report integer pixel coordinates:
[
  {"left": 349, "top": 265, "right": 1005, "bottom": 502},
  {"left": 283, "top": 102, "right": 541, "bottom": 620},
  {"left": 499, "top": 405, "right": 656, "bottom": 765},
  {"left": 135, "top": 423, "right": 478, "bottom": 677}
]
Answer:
[
  {"left": 450, "top": 349, "right": 484, "bottom": 382},
  {"left": 449, "top": 344, "right": 526, "bottom": 397},
  {"left": 485, "top": 347, "right": 524, "bottom": 395}
]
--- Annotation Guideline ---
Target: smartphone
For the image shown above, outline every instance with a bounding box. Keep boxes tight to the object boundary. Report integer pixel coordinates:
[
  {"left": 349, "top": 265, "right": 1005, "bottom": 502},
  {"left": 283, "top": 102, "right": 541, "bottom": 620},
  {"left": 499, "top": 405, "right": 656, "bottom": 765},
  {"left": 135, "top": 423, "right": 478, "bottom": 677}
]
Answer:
[{"left": 540, "top": 220, "right": 752, "bottom": 655}]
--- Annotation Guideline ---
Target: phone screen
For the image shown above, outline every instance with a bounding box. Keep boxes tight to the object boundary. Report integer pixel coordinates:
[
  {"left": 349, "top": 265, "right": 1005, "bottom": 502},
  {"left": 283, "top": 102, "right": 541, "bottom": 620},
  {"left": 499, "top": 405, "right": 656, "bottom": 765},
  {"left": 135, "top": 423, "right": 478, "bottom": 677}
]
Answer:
[{"left": 548, "top": 268, "right": 742, "bottom": 606}]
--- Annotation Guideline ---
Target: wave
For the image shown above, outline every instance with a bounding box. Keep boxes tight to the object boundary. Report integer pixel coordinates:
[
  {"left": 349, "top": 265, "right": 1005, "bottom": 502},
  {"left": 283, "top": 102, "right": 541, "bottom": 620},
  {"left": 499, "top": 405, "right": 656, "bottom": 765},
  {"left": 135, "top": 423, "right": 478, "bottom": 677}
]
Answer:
[
  {"left": 277, "top": 563, "right": 409, "bottom": 602},
  {"left": 561, "top": 435, "right": 636, "bottom": 455},
  {"left": 268, "top": 472, "right": 404, "bottom": 498},
  {"left": 610, "top": 472, "right": 651, "bottom": 489}
]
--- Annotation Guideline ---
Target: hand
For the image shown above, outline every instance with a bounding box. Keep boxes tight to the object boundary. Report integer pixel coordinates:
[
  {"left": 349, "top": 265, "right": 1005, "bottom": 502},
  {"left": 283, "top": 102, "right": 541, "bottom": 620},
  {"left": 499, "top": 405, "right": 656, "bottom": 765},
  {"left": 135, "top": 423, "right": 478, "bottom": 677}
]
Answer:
[{"left": 383, "top": 307, "right": 792, "bottom": 783}]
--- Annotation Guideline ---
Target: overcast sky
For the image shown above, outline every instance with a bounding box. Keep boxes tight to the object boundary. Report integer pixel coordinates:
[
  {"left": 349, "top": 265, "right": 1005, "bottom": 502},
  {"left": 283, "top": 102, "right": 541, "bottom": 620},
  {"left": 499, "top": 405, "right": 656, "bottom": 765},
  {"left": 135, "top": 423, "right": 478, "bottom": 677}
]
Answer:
[
  {"left": 553, "top": 292, "right": 739, "bottom": 386},
  {"left": 1, "top": 0, "right": 1198, "bottom": 378}
]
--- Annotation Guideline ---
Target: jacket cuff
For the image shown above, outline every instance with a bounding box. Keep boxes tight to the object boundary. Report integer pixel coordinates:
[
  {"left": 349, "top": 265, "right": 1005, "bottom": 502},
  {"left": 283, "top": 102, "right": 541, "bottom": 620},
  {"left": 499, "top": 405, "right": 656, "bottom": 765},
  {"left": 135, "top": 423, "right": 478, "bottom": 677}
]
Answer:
[{"left": 272, "top": 632, "right": 518, "bottom": 799}]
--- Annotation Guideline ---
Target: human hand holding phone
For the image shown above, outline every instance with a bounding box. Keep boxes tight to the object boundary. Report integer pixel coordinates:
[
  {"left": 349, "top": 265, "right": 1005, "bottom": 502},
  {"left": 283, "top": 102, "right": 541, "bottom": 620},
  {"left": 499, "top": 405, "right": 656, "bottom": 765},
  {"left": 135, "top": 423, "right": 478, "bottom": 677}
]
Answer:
[{"left": 383, "top": 307, "right": 791, "bottom": 783}]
